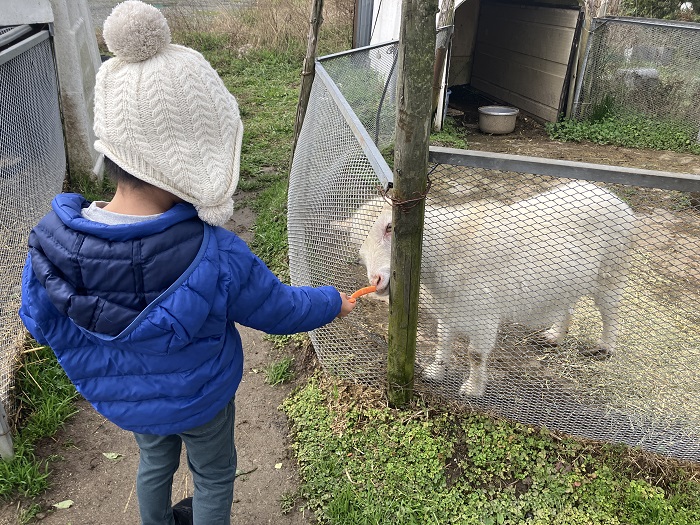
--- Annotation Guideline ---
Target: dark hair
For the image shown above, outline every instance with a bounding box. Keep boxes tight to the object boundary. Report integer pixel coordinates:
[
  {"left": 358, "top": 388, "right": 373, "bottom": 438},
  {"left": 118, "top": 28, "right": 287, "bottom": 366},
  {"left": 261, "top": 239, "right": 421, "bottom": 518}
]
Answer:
[{"left": 103, "top": 156, "right": 150, "bottom": 189}]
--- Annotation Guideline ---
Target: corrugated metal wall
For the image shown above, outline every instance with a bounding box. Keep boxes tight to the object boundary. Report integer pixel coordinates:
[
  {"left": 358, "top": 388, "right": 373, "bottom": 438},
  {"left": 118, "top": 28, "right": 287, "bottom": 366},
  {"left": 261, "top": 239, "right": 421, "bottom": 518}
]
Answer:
[{"left": 470, "top": 2, "right": 581, "bottom": 121}]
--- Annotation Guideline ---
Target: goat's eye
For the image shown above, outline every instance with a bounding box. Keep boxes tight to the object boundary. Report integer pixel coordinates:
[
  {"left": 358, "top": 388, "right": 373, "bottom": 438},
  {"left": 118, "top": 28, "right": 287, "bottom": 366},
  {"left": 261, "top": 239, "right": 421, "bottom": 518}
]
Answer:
[{"left": 385, "top": 224, "right": 392, "bottom": 235}]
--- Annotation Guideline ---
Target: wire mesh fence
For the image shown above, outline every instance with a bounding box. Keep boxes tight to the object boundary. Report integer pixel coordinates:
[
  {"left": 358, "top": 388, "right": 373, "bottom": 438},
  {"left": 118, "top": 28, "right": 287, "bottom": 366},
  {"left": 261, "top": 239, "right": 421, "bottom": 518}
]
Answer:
[
  {"left": 0, "top": 27, "right": 66, "bottom": 409},
  {"left": 573, "top": 17, "right": 700, "bottom": 141},
  {"left": 318, "top": 42, "right": 398, "bottom": 152},
  {"left": 420, "top": 152, "right": 700, "bottom": 462},
  {"left": 289, "top": 45, "right": 700, "bottom": 462}
]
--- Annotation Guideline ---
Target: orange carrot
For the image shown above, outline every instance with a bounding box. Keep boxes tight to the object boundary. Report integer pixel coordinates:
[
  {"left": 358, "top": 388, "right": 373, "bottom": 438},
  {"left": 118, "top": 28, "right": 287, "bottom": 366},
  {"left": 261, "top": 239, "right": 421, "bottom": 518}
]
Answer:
[{"left": 349, "top": 285, "right": 377, "bottom": 302}]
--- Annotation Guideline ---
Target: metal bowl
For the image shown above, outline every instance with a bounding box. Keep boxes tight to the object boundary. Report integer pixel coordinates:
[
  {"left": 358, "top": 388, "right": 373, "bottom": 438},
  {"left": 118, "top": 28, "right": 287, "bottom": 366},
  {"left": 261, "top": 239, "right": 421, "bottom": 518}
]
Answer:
[{"left": 478, "top": 105, "right": 519, "bottom": 134}]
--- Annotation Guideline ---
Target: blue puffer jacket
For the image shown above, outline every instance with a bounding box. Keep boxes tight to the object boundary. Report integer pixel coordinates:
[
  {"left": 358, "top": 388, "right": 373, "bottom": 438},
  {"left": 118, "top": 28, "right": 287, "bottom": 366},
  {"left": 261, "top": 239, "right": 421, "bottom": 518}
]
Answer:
[{"left": 20, "top": 194, "right": 341, "bottom": 435}]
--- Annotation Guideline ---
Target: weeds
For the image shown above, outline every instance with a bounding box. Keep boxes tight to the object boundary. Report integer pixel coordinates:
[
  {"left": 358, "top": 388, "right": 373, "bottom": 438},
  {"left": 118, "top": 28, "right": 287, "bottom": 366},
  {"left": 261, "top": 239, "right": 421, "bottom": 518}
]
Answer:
[
  {"left": 431, "top": 116, "right": 468, "bottom": 149},
  {"left": 266, "top": 333, "right": 309, "bottom": 352},
  {"left": 0, "top": 344, "right": 78, "bottom": 498},
  {"left": 265, "top": 356, "right": 295, "bottom": 385},
  {"left": 64, "top": 171, "right": 116, "bottom": 203},
  {"left": 280, "top": 489, "right": 301, "bottom": 514},
  {"left": 546, "top": 110, "right": 700, "bottom": 155},
  {"left": 283, "top": 377, "right": 700, "bottom": 525},
  {"left": 167, "top": 0, "right": 352, "bottom": 59},
  {"left": 18, "top": 503, "right": 42, "bottom": 524}
]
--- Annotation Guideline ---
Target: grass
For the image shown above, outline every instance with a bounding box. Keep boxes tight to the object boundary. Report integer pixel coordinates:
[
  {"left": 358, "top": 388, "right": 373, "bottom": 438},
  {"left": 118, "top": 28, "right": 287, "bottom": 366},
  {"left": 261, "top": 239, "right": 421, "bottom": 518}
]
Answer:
[
  {"left": 250, "top": 178, "right": 291, "bottom": 280},
  {"left": 283, "top": 377, "right": 700, "bottom": 525},
  {"left": 0, "top": 343, "right": 78, "bottom": 499},
  {"left": 17, "top": 503, "right": 42, "bottom": 524},
  {"left": 265, "top": 356, "right": 295, "bottom": 385},
  {"left": 546, "top": 97, "right": 700, "bottom": 155},
  {"left": 64, "top": 171, "right": 116, "bottom": 202},
  {"left": 431, "top": 117, "right": 468, "bottom": 149},
  {"left": 165, "top": 0, "right": 353, "bottom": 61}
]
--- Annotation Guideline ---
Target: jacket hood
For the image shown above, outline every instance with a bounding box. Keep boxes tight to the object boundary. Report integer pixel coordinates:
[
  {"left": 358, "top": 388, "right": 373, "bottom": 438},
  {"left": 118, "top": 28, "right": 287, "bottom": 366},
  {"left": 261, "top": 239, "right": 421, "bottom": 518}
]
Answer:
[{"left": 28, "top": 193, "right": 210, "bottom": 347}]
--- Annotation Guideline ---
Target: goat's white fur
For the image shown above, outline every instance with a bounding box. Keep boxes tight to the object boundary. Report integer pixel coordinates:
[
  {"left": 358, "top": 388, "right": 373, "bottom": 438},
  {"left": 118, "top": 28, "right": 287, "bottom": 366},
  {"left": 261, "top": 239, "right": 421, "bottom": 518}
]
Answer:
[{"left": 337, "top": 182, "right": 636, "bottom": 397}]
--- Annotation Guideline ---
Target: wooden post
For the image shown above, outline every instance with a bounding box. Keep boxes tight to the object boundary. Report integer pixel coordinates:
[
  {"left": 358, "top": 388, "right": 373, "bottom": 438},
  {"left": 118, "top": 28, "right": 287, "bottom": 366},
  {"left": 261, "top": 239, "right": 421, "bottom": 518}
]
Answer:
[
  {"left": 291, "top": 0, "right": 324, "bottom": 163},
  {"left": 387, "top": 0, "right": 438, "bottom": 406}
]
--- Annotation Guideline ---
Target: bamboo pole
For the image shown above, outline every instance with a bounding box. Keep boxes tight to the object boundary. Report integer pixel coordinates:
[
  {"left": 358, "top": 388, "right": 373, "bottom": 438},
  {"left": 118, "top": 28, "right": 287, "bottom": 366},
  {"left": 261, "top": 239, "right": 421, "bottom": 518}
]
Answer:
[
  {"left": 387, "top": 0, "right": 438, "bottom": 406},
  {"left": 291, "top": 0, "right": 324, "bottom": 163}
]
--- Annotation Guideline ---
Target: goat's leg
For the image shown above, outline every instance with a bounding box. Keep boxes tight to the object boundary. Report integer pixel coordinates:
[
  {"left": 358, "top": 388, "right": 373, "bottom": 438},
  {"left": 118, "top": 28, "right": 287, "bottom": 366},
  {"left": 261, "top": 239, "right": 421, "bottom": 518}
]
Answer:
[
  {"left": 589, "top": 283, "right": 624, "bottom": 358},
  {"left": 585, "top": 244, "right": 631, "bottom": 358},
  {"left": 543, "top": 307, "right": 573, "bottom": 345},
  {"left": 423, "top": 318, "right": 454, "bottom": 382},
  {"left": 460, "top": 319, "right": 499, "bottom": 397}
]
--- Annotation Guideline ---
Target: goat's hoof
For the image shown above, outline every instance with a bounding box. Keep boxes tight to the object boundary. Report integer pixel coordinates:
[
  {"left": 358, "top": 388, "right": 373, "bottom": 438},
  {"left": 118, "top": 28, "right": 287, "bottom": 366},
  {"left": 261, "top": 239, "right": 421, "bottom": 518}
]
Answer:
[
  {"left": 578, "top": 347, "right": 612, "bottom": 360},
  {"left": 423, "top": 361, "right": 446, "bottom": 382},
  {"left": 459, "top": 380, "right": 486, "bottom": 398},
  {"left": 534, "top": 332, "right": 560, "bottom": 347}
]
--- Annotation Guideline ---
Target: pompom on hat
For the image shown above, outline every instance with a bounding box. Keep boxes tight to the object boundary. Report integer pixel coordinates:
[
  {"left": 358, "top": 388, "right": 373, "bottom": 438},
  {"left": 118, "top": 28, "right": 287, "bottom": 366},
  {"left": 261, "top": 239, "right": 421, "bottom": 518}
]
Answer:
[{"left": 94, "top": 0, "right": 243, "bottom": 226}]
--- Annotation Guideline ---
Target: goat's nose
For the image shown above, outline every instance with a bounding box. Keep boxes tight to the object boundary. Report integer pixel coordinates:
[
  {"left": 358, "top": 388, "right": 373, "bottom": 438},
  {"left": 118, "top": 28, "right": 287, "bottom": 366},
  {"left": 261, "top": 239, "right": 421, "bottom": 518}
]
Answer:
[{"left": 370, "top": 275, "right": 382, "bottom": 288}]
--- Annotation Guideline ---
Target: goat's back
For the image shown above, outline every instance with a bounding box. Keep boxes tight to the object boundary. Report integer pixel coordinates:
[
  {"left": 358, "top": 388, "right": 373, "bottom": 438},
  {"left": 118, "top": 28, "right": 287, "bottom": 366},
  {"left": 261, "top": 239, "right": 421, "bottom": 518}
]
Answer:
[{"left": 420, "top": 182, "right": 636, "bottom": 325}]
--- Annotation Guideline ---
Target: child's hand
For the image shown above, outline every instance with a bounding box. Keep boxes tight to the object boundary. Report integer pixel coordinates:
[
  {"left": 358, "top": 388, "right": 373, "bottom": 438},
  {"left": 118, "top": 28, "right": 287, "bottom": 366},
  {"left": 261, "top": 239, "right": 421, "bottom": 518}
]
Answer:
[{"left": 337, "top": 292, "right": 356, "bottom": 318}]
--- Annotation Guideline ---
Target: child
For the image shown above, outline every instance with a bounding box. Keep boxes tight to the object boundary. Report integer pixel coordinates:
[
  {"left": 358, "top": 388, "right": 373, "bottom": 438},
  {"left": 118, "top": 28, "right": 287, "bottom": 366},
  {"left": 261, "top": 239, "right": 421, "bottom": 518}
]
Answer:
[{"left": 19, "top": 2, "right": 356, "bottom": 524}]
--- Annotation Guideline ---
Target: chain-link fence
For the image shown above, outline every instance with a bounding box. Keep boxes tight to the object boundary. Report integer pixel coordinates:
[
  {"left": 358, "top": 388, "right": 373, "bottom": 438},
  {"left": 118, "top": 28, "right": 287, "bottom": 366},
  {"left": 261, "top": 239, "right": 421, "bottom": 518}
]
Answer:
[
  {"left": 289, "top": 44, "right": 700, "bottom": 462},
  {"left": 573, "top": 17, "right": 700, "bottom": 141},
  {"left": 0, "top": 26, "right": 66, "bottom": 409}
]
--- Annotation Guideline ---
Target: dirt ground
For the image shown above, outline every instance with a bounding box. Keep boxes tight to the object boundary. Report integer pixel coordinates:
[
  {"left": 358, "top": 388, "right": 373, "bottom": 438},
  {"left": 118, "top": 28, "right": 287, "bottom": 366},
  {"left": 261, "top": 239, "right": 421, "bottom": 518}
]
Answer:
[
  {"left": 1, "top": 117, "right": 698, "bottom": 525},
  {"left": 447, "top": 104, "right": 700, "bottom": 175}
]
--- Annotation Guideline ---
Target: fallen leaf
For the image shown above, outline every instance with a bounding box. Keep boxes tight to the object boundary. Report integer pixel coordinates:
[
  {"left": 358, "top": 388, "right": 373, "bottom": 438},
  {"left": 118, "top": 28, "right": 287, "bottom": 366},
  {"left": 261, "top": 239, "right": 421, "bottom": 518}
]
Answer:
[
  {"left": 53, "top": 500, "right": 74, "bottom": 509},
  {"left": 274, "top": 463, "right": 283, "bottom": 469},
  {"left": 102, "top": 452, "right": 123, "bottom": 460}
]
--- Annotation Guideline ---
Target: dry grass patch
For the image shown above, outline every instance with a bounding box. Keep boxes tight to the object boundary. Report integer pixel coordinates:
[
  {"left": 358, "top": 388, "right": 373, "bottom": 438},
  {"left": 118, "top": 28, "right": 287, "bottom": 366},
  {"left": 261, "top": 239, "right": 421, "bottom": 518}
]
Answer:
[{"left": 163, "top": 0, "right": 353, "bottom": 55}]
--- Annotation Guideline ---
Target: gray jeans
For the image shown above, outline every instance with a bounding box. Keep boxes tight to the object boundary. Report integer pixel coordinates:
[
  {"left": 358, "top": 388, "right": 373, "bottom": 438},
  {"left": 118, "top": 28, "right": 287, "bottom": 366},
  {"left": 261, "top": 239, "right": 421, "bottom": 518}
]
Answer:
[{"left": 133, "top": 397, "right": 237, "bottom": 525}]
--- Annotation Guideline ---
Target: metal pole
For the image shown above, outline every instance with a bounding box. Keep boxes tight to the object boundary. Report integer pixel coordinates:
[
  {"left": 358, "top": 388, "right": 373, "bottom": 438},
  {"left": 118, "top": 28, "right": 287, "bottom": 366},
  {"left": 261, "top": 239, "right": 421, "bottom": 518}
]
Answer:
[{"left": 0, "top": 401, "right": 14, "bottom": 461}]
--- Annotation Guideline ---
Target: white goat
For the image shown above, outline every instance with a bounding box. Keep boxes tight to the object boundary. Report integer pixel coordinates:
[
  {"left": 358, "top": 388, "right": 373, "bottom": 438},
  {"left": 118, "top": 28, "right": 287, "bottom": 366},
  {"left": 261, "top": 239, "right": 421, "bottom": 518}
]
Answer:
[{"left": 338, "top": 182, "right": 636, "bottom": 397}]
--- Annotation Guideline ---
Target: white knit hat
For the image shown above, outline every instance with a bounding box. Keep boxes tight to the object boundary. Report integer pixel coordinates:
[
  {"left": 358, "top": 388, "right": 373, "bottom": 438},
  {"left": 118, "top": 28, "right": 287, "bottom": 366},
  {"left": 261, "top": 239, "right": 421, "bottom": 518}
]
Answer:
[{"left": 94, "top": 0, "right": 243, "bottom": 226}]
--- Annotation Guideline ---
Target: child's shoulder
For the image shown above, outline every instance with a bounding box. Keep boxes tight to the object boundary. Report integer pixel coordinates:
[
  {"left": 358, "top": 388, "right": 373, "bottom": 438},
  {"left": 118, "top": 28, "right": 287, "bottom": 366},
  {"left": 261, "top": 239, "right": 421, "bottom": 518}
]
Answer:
[
  {"left": 211, "top": 225, "right": 244, "bottom": 246},
  {"left": 210, "top": 226, "right": 256, "bottom": 259},
  {"left": 208, "top": 226, "right": 269, "bottom": 284}
]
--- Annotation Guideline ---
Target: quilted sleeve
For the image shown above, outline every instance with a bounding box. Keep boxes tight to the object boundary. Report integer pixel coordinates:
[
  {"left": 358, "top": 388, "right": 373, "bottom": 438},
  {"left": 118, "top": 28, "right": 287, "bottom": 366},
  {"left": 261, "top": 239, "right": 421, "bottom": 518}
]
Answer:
[
  {"left": 19, "top": 254, "right": 49, "bottom": 346},
  {"left": 223, "top": 236, "right": 341, "bottom": 335}
]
